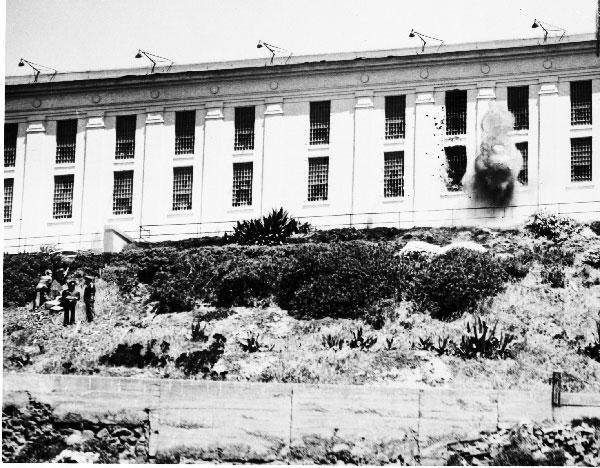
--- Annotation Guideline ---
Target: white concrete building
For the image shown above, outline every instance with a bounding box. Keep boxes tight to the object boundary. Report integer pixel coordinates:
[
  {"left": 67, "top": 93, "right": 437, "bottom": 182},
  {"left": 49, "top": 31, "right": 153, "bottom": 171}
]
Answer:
[{"left": 4, "top": 34, "right": 600, "bottom": 252}]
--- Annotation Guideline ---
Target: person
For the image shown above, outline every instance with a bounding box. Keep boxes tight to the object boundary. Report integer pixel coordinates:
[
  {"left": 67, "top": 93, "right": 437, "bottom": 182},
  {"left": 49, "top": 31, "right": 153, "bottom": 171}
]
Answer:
[
  {"left": 32, "top": 269, "right": 53, "bottom": 310},
  {"left": 60, "top": 279, "right": 80, "bottom": 326},
  {"left": 83, "top": 275, "right": 96, "bottom": 323}
]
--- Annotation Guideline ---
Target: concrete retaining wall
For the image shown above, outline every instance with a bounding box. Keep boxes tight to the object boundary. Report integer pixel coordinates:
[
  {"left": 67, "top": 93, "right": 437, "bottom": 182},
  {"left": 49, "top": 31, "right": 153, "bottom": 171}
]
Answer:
[{"left": 3, "top": 372, "right": 599, "bottom": 464}]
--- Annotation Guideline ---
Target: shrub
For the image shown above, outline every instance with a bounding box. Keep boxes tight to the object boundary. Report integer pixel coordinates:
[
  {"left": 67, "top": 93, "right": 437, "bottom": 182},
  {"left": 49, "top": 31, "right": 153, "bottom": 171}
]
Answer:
[
  {"left": 582, "top": 246, "right": 600, "bottom": 269},
  {"left": 348, "top": 327, "right": 377, "bottom": 350},
  {"left": 70, "top": 252, "right": 116, "bottom": 277},
  {"left": 238, "top": 332, "right": 273, "bottom": 353},
  {"left": 3, "top": 252, "right": 62, "bottom": 306},
  {"left": 213, "top": 257, "right": 278, "bottom": 307},
  {"left": 580, "top": 322, "right": 600, "bottom": 362},
  {"left": 402, "top": 249, "right": 507, "bottom": 319},
  {"left": 175, "top": 334, "right": 226, "bottom": 377},
  {"left": 534, "top": 245, "right": 575, "bottom": 267},
  {"left": 275, "top": 242, "right": 399, "bottom": 320},
  {"left": 589, "top": 221, "right": 600, "bottom": 236},
  {"left": 525, "top": 211, "right": 581, "bottom": 242},
  {"left": 540, "top": 265, "right": 566, "bottom": 288},
  {"left": 230, "top": 208, "right": 310, "bottom": 245},
  {"left": 455, "top": 317, "right": 515, "bottom": 359},
  {"left": 191, "top": 320, "right": 208, "bottom": 342},
  {"left": 415, "top": 336, "right": 451, "bottom": 356},
  {"left": 499, "top": 252, "right": 533, "bottom": 281},
  {"left": 99, "top": 340, "right": 171, "bottom": 368}
]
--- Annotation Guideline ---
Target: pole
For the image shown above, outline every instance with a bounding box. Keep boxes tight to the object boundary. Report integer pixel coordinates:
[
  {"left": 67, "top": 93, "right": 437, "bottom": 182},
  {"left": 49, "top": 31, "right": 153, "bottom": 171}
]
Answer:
[
  {"left": 596, "top": 0, "right": 599, "bottom": 57},
  {"left": 551, "top": 371, "right": 562, "bottom": 407}
]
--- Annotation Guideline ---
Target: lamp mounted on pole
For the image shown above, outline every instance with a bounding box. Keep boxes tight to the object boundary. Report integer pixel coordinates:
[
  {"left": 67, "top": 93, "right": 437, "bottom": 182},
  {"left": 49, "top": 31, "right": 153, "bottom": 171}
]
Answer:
[
  {"left": 134, "top": 49, "right": 174, "bottom": 73},
  {"left": 531, "top": 18, "right": 566, "bottom": 42},
  {"left": 408, "top": 29, "right": 444, "bottom": 53},
  {"left": 256, "top": 40, "right": 292, "bottom": 65},
  {"left": 17, "top": 58, "right": 57, "bottom": 82}
]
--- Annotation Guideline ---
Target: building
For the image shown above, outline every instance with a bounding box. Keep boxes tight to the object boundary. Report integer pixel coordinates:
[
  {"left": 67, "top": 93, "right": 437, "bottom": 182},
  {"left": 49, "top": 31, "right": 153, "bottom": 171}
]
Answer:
[{"left": 4, "top": 34, "right": 600, "bottom": 252}]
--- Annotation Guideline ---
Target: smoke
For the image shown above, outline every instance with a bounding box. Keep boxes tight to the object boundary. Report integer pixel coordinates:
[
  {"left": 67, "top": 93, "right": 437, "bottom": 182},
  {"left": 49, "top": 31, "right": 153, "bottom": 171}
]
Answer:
[{"left": 465, "top": 103, "right": 523, "bottom": 206}]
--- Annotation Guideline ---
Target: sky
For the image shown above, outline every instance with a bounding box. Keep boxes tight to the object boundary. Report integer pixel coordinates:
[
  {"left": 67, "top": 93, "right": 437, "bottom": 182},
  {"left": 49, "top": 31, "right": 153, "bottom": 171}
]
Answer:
[{"left": 4, "top": 0, "right": 598, "bottom": 77}]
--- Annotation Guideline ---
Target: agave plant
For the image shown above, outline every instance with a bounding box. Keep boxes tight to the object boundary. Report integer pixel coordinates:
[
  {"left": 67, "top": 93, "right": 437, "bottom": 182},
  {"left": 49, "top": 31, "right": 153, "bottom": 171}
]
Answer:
[
  {"left": 322, "top": 333, "right": 345, "bottom": 351},
  {"left": 231, "top": 208, "right": 310, "bottom": 245},
  {"left": 348, "top": 327, "right": 377, "bottom": 350},
  {"left": 580, "top": 321, "right": 600, "bottom": 362},
  {"left": 455, "top": 317, "right": 515, "bottom": 359}
]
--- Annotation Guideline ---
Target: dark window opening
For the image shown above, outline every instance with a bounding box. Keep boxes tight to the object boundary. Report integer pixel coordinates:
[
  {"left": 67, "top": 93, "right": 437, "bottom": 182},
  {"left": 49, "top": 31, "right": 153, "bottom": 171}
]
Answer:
[
  {"left": 4, "top": 123, "right": 17, "bottom": 167},
  {"left": 508, "top": 86, "right": 529, "bottom": 130},
  {"left": 516, "top": 142, "right": 528, "bottom": 185},
  {"left": 113, "top": 171, "right": 134, "bottom": 215},
  {"left": 309, "top": 101, "right": 330, "bottom": 145},
  {"left": 444, "top": 146, "right": 467, "bottom": 191},
  {"left": 385, "top": 96, "right": 406, "bottom": 139},
  {"left": 173, "top": 166, "right": 193, "bottom": 211},
  {"left": 234, "top": 107, "right": 255, "bottom": 151},
  {"left": 384, "top": 151, "right": 404, "bottom": 198},
  {"left": 571, "top": 137, "right": 592, "bottom": 182},
  {"left": 308, "top": 157, "right": 329, "bottom": 201},
  {"left": 175, "top": 111, "right": 196, "bottom": 155},
  {"left": 116, "top": 115, "right": 137, "bottom": 159},
  {"left": 56, "top": 119, "right": 77, "bottom": 164},
  {"left": 571, "top": 81, "right": 592, "bottom": 126},
  {"left": 445, "top": 90, "right": 467, "bottom": 136}
]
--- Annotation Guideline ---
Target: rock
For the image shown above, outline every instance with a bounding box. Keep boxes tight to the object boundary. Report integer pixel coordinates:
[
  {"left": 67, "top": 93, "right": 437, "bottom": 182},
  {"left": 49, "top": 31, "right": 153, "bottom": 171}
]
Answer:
[
  {"left": 113, "top": 427, "right": 134, "bottom": 438},
  {"left": 65, "top": 430, "right": 84, "bottom": 446},
  {"left": 53, "top": 449, "right": 100, "bottom": 463},
  {"left": 82, "top": 429, "right": 95, "bottom": 441},
  {"left": 96, "top": 428, "right": 110, "bottom": 438},
  {"left": 398, "top": 241, "right": 442, "bottom": 256},
  {"left": 439, "top": 241, "right": 487, "bottom": 254}
]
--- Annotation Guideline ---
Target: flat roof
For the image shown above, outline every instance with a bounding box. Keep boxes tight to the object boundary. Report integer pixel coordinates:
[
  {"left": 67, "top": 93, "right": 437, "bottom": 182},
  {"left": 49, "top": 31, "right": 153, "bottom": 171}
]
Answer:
[{"left": 6, "top": 33, "right": 597, "bottom": 86}]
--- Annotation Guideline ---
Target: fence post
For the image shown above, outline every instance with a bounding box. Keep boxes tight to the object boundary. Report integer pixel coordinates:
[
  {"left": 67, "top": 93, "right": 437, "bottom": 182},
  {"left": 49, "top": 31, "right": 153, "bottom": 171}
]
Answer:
[{"left": 551, "top": 371, "right": 562, "bottom": 407}]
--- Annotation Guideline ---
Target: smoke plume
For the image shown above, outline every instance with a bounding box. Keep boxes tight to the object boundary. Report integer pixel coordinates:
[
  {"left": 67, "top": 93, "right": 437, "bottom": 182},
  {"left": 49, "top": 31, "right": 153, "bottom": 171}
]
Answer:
[{"left": 465, "top": 103, "right": 523, "bottom": 206}]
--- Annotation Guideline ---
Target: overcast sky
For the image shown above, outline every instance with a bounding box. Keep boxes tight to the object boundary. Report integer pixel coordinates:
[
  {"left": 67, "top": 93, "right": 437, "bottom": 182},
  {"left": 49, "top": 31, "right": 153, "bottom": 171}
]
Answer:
[{"left": 4, "top": 0, "right": 597, "bottom": 77}]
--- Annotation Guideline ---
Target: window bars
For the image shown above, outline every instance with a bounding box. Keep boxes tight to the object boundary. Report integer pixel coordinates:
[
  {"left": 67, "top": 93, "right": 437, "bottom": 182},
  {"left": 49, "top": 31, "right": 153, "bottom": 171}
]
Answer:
[
  {"left": 56, "top": 119, "right": 77, "bottom": 164},
  {"left": 445, "top": 90, "right": 467, "bottom": 136},
  {"left": 516, "top": 142, "right": 528, "bottom": 185},
  {"left": 310, "top": 101, "right": 330, "bottom": 145},
  {"left": 4, "top": 123, "right": 17, "bottom": 168},
  {"left": 113, "top": 171, "right": 134, "bottom": 215},
  {"left": 175, "top": 111, "right": 196, "bottom": 154},
  {"left": 52, "top": 174, "right": 74, "bottom": 219},
  {"left": 508, "top": 86, "right": 529, "bottom": 130},
  {"left": 571, "top": 137, "right": 593, "bottom": 182},
  {"left": 172, "top": 166, "right": 193, "bottom": 211},
  {"left": 384, "top": 151, "right": 404, "bottom": 198},
  {"left": 308, "top": 157, "right": 329, "bottom": 201},
  {"left": 232, "top": 162, "right": 253, "bottom": 206},
  {"left": 234, "top": 107, "right": 255, "bottom": 151},
  {"left": 115, "top": 115, "right": 137, "bottom": 159},
  {"left": 444, "top": 146, "right": 467, "bottom": 191},
  {"left": 4, "top": 178, "right": 13, "bottom": 223},
  {"left": 570, "top": 81, "right": 592, "bottom": 126},
  {"left": 385, "top": 96, "right": 406, "bottom": 140}
]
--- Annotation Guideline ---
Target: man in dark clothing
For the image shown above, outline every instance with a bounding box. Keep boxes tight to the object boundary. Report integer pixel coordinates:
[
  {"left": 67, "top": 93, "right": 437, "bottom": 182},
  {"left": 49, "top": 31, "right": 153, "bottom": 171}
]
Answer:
[
  {"left": 83, "top": 276, "right": 96, "bottom": 323},
  {"left": 61, "top": 279, "right": 80, "bottom": 326},
  {"left": 33, "top": 270, "right": 53, "bottom": 310}
]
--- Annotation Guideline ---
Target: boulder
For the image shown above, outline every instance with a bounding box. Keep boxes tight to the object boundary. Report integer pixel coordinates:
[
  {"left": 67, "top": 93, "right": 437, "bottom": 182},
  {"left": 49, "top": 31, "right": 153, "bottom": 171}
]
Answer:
[
  {"left": 439, "top": 241, "right": 488, "bottom": 254},
  {"left": 398, "top": 241, "right": 442, "bottom": 256}
]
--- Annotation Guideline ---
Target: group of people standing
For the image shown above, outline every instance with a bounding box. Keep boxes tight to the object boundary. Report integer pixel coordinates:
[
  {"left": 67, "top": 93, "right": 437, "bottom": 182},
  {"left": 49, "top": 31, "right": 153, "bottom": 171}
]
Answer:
[{"left": 33, "top": 268, "right": 96, "bottom": 327}]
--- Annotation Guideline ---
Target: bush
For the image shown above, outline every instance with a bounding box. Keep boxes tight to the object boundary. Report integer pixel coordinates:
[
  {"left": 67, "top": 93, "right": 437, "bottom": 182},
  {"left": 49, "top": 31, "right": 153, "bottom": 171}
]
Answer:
[
  {"left": 455, "top": 317, "right": 515, "bottom": 359},
  {"left": 275, "top": 242, "right": 399, "bottom": 320},
  {"left": 582, "top": 246, "right": 600, "bottom": 269},
  {"left": 525, "top": 211, "right": 581, "bottom": 242},
  {"left": 534, "top": 245, "right": 575, "bottom": 267},
  {"left": 70, "top": 252, "right": 116, "bottom": 277},
  {"left": 402, "top": 249, "right": 507, "bottom": 319},
  {"left": 3, "top": 252, "right": 63, "bottom": 306},
  {"left": 99, "top": 340, "right": 171, "bottom": 368},
  {"left": 499, "top": 252, "right": 533, "bottom": 281},
  {"left": 175, "top": 334, "right": 226, "bottom": 377},
  {"left": 230, "top": 208, "right": 310, "bottom": 245},
  {"left": 540, "top": 265, "right": 566, "bottom": 288},
  {"left": 580, "top": 322, "right": 600, "bottom": 362},
  {"left": 589, "top": 221, "right": 600, "bottom": 236}
]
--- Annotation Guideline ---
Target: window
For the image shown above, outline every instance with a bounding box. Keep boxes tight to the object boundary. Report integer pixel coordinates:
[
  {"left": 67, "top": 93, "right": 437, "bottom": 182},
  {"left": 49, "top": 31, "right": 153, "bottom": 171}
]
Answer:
[
  {"left": 384, "top": 152, "right": 404, "bottom": 198},
  {"left": 52, "top": 175, "right": 74, "bottom": 219},
  {"left": 444, "top": 146, "right": 467, "bottom": 191},
  {"left": 4, "top": 123, "right": 17, "bottom": 167},
  {"left": 115, "top": 115, "right": 137, "bottom": 159},
  {"left": 571, "top": 137, "right": 592, "bottom": 182},
  {"left": 570, "top": 81, "right": 592, "bottom": 126},
  {"left": 172, "top": 166, "right": 193, "bottom": 211},
  {"left": 56, "top": 119, "right": 77, "bottom": 164},
  {"left": 234, "top": 107, "right": 255, "bottom": 151},
  {"left": 113, "top": 171, "right": 134, "bottom": 215},
  {"left": 445, "top": 90, "right": 467, "bottom": 136},
  {"left": 309, "top": 101, "right": 330, "bottom": 145},
  {"left": 516, "top": 142, "right": 528, "bottom": 185},
  {"left": 508, "top": 86, "right": 529, "bottom": 130},
  {"left": 385, "top": 96, "right": 406, "bottom": 140},
  {"left": 4, "top": 178, "right": 13, "bottom": 223},
  {"left": 175, "top": 111, "right": 195, "bottom": 155},
  {"left": 308, "top": 157, "right": 329, "bottom": 201},
  {"left": 232, "top": 162, "right": 253, "bottom": 206}
]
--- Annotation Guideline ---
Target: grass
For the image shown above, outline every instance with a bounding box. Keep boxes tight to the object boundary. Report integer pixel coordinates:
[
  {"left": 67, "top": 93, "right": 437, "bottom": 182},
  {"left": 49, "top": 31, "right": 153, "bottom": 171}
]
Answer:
[{"left": 3, "top": 226, "right": 600, "bottom": 392}]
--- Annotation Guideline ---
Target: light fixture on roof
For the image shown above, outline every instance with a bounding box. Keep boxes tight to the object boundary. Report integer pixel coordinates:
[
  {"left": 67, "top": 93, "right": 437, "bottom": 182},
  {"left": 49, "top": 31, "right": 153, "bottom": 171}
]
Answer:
[
  {"left": 408, "top": 29, "right": 444, "bottom": 53},
  {"left": 134, "top": 49, "right": 174, "bottom": 73},
  {"left": 17, "top": 58, "right": 57, "bottom": 82},
  {"left": 531, "top": 18, "right": 566, "bottom": 42},
  {"left": 256, "top": 40, "right": 292, "bottom": 65}
]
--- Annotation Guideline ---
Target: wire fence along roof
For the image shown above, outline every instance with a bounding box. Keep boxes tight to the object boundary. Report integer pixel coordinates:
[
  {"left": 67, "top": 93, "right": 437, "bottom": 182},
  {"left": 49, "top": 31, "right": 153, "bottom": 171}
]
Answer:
[{"left": 6, "top": 34, "right": 596, "bottom": 86}]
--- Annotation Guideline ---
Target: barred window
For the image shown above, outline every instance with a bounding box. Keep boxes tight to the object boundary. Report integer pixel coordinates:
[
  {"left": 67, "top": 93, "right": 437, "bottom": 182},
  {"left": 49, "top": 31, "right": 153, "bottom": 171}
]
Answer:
[
  {"left": 173, "top": 166, "right": 193, "bottom": 211},
  {"left": 508, "top": 86, "right": 529, "bottom": 130},
  {"left": 570, "top": 81, "right": 592, "bottom": 126},
  {"left": 384, "top": 151, "right": 404, "bottom": 198},
  {"left": 309, "top": 101, "right": 330, "bottom": 145},
  {"left": 516, "top": 142, "right": 528, "bottom": 185},
  {"left": 444, "top": 146, "right": 467, "bottom": 191},
  {"left": 445, "top": 90, "right": 467, "bottom": 136},
  {"left": 308, "top": 157, "right": 329, "bottom": 201},
  {"left": 115, "top": 115, "right": 137, "bottom": 159},
  {"left": 232, "top": 162, "right": 253, "bottom": 207},
  {"left": 385, "top": 96, "right": 406, "bottom": 140},
  {"left": 113, "top": 171, "right": 134, "bottom": 215},
  {"left": 175, "top": 111, "right": 195, "bottom": 155},
  {"left": 56, "top": 119, "right": 77, "bottom": 164},
  {"left": 571, "top": 137, "right": 592, "bottom": 182},
  {"left": 4, "top": 178, "right": 14, "bottom": 223},
  {"left": 52, "top": 175, "right": 74, "bottom": 219},
  {"left": 234, "top": 107, "right": 255, "bottom": 151},
  {"left": 4, "top": 123, "right": 17, "bottom": 167}
]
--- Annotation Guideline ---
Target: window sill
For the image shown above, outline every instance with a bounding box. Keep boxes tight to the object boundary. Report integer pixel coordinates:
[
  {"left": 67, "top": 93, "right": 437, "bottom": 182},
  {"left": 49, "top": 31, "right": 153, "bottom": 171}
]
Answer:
[
  {"left": 303, "top": 201, "right": 330, "bottom": 208},
  {"left": 565, "top": 182, "right": 594, "bottom": 190},
  {"left": 440, "top": 190, "right": 466, "bottom": 198},
  {"left": 47, "top": 219, "right": 74, "bottom": 226},
  {"left": 508, "top": 129, "right": 529, "bottom": 136},
  {"left": 167, "top": 210, "right": 195, "bottom": 218},
  {"left": 384, "top": 138, "right": 406, "bottom": 145},
  {"left": 174, "top": 154, "right": 195, "bottom": 161},
  {"left": 107, "top": 215, "right": 134, "bottom": 222},
  {"left": 308, "top": 144, "right": 330, "bottom": 151},
  {"left": 227, "top": 206, "right": 254, "bottom": 214},
  {"left": 4, "top": 166, "right": 16, "bottom": 173},
  {"left": 381, "top": 197, "right": 406, "bottom": 204},
  {"left": 114, "top": 159, "right": 135, "bottom": 165},
  {"left": 4, "top": 223, "right": 14, "bottom": 228},
  {"left": 232, "top": 149, "right": 254, "bottom": 156},
  {"left": 570, "top": 124, "right": 593, "bottom": 131},
  {"left": 54, "top": 164, "right": 76, "bottom": 170}
]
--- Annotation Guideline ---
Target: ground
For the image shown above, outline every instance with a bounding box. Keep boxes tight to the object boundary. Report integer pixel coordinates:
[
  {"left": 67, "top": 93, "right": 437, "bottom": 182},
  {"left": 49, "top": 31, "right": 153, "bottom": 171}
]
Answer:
[{"left": 3, "top": 226, "right": 600, "bottom": 392}]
